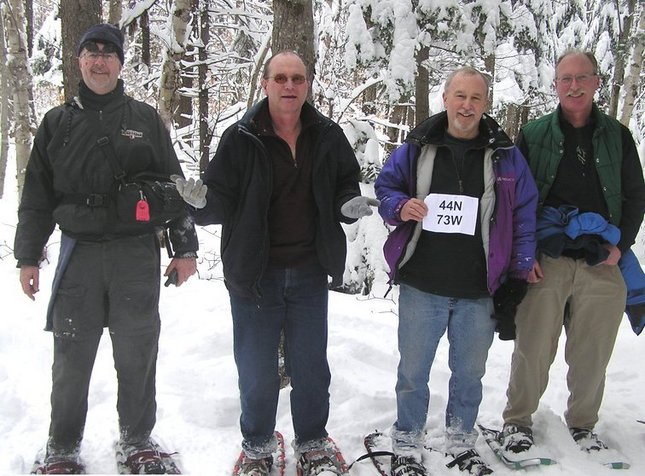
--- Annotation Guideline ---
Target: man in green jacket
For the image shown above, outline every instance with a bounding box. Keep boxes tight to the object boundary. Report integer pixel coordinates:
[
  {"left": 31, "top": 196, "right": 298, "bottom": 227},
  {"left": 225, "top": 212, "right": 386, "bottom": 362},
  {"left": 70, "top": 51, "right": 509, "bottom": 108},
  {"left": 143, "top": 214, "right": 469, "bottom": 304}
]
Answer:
[{"left": 500, "top": 50, "right": 645, "bottom": 457}]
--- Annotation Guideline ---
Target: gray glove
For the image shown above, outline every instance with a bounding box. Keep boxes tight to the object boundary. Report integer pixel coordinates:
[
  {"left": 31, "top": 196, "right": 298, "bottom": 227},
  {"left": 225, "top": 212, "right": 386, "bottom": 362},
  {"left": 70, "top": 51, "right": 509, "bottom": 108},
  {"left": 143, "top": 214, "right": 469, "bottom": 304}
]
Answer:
[
  {"left": 170, "top": 174, "right": 207, "bottom": 209},
  {"left": 341, "top": 196, "right": 380, "bottom": 219}
]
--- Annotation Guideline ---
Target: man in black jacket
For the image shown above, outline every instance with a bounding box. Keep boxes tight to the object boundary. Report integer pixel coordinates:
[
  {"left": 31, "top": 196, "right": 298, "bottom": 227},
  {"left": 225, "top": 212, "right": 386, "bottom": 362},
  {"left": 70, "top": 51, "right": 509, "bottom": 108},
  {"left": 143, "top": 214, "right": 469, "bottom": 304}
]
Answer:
[
  {"left": 174, "top": 51, "right": 378, "bottom": 476},
  {"left": 14, "top": 23, "right": 198, "bottom": 474}
]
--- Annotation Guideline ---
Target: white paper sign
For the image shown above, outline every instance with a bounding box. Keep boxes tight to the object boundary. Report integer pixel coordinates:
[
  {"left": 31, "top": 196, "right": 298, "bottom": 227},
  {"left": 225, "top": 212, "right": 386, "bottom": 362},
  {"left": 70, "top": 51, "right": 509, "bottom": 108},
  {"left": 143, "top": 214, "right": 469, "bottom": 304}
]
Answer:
[{"left": 422, "top": 193, "right": 479, "bottom": 235}]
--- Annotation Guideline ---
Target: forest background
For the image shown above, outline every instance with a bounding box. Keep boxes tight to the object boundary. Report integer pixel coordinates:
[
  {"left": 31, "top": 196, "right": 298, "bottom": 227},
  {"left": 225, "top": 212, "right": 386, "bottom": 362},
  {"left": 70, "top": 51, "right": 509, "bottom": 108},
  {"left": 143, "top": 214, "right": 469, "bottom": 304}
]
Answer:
[{"left": 0, "top": 0, "right": 643, "bottom": 294}]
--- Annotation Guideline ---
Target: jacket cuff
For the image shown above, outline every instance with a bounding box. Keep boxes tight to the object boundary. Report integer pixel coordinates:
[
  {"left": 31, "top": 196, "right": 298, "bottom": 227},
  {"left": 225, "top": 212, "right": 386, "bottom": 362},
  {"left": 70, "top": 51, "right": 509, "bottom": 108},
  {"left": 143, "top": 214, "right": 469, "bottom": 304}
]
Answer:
[
  {"left": 17, "top": 259, "right": 39, "bottom": 268},
  {"left": 174, "top": 251, "right": 198, "bottom": 259}
]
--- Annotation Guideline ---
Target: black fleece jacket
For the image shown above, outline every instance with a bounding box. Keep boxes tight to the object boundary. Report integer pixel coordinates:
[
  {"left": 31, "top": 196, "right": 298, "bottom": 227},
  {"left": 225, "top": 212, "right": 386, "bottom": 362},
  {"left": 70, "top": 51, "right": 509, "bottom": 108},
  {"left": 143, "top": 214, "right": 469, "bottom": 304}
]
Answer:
[{"left": 191, "top": 98, "right": 362, "bottom": 298}]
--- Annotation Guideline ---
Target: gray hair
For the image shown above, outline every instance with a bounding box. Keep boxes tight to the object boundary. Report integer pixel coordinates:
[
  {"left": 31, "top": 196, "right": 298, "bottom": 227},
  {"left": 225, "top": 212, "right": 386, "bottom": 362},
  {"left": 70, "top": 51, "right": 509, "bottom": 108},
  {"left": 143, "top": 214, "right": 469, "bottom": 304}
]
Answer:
[
  {"left": 444, "top": 66, "right": 491, "bottom": 95},
  {"left": 555, "top": 49, "right": 598, "bottom": 75}
]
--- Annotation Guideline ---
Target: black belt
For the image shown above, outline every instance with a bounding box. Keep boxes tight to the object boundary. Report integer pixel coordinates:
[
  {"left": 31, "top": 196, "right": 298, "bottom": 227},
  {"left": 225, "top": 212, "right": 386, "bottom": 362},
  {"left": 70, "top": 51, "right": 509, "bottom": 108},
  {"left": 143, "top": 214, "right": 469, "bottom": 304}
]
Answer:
[{"left": 60, "top": 193, "right": 109, "bottom": 207}]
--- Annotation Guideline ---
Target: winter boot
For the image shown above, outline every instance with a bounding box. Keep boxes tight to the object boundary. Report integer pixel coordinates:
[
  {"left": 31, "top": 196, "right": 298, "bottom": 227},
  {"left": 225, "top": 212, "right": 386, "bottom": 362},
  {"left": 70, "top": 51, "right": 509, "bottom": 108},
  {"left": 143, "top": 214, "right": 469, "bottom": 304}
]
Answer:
[
  {"left": 32, "top": 456, "right": 86, "bottom": 475},
  {"left": 296, "top": 437, "right": 348, "bottom": 475},
  {"left": 390, "top": 454, "right": 427, "bottom": 476},
  {"left": 115, "top": 438, "right": 169, "bottom": 474},
  {"left": 500, "top": 424, "right": 533, "bottom": 455},
  {"left": 235, "top": 454, "right": 273, "bottom": 476},
  {"left": 569, "top": 428, "right": 608, "bottom": 452},
  {"left": 31, "top": 446, "right": 85, "bottom": 475},
  {"left": 446, "top": 449, "right": 493, "bottom": 475}
]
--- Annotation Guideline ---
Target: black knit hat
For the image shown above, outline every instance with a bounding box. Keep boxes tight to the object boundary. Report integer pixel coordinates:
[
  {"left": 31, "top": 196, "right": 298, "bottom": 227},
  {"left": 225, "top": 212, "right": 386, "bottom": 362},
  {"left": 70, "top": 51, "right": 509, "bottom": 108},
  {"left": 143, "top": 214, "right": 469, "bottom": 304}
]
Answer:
[{"left": 77, "top": 23, "right": 124, "bottom": 64}]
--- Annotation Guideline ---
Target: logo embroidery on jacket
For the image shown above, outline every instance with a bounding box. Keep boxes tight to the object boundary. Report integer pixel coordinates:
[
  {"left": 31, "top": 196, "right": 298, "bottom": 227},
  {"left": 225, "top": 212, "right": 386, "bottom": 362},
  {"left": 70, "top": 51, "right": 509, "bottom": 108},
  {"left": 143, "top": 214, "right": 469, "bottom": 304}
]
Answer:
[{"left": 121, "top": 129, "right": 143, "bottom": 140}]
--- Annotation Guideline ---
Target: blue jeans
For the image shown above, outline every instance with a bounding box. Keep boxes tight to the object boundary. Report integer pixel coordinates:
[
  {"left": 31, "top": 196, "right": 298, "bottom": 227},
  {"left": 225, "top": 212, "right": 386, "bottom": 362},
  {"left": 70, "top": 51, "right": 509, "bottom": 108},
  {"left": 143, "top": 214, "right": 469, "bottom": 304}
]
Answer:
[
  {"left": 392, "top": 284, "right": 495, "bottom": 453},
  {"left": 229, "top": 262, "right": 331, "bottom": 458}
]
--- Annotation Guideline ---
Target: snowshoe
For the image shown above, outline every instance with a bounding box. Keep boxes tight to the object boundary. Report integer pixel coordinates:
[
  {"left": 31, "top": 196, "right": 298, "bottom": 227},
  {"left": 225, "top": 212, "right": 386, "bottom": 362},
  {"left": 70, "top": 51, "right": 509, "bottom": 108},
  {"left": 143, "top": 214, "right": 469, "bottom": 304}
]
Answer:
[
  {"left": 115, "top": 438, "right": 181, "bottom": 474},
  {"left": 569, "top": 428, "right": 608, "bottom": 452},
  {"left": 296, "top": 437, "right": 349, "bottom": 475},
  {"left": 500, "top": 424, "right": 533, "bottom": 455},
  {"left": 31, "top": 455, "right": 86, "bottom": 474},
  {"left": 390, "top": 454, "right": 427, "bottom": 476},
  {"left": 446, "top": 449, "right": 492, "bottom": 475}
]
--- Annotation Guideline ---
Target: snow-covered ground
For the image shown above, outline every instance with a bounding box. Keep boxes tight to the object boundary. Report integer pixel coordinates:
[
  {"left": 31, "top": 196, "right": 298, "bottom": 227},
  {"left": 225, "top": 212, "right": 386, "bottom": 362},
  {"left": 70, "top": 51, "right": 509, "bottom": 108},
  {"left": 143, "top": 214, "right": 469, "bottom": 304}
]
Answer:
[{"left": 1, "top": 170, "right": 644, "bottom": 475}]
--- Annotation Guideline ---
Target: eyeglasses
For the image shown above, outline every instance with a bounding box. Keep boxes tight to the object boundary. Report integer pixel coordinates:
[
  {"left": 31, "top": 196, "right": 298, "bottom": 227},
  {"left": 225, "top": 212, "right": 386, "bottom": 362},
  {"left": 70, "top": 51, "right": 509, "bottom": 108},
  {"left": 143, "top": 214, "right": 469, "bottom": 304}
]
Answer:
[
  {"left": 80, "top": 41, "right": 120, "bottom": 64},
  {"left": 82, "top": 51, "right": 119, "bottom": 63},
  {"left": 267, "top": 74, "right": 307, "bottom": 85},
  {"left": 555, "top": 73, "right": 597, "bottom": 86}
]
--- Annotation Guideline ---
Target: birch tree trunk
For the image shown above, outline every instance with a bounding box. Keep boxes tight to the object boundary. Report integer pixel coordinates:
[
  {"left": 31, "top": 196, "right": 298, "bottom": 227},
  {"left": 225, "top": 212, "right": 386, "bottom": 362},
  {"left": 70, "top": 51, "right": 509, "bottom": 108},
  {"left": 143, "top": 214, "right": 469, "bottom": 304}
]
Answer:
[
  {"left": 158, "top": 0, "right": 191, "bottom": 128},
  {"left": 4, "top": 0, "right": 35, "bottom": 198},
  {"left": 620, "top": 3, "right": 644, "bottom": 127},
  {"left": 175, "top": 1, "right": 198, "bottom": 129},
  {"left": 0, "top": 14, "right": 8, "bottom": 198}
]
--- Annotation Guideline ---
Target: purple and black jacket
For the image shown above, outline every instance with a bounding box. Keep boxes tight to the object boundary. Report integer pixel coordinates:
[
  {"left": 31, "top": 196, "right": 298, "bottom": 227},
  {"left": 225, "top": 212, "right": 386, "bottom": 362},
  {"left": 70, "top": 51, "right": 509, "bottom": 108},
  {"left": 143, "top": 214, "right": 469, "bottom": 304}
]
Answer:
[{"left": 375, "top": 111, "right": 538, "bottom": 295}]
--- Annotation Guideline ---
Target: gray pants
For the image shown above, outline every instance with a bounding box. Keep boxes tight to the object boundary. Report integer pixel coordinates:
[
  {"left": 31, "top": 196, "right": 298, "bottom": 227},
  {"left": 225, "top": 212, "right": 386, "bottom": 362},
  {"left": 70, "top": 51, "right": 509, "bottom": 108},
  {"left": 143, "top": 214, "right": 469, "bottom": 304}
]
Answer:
[
  {"left": 47, "top": 234, "right": 161, "bottom": 455},
  {"left": 503, "top": 254, "right": 626, "bottom": 430}
]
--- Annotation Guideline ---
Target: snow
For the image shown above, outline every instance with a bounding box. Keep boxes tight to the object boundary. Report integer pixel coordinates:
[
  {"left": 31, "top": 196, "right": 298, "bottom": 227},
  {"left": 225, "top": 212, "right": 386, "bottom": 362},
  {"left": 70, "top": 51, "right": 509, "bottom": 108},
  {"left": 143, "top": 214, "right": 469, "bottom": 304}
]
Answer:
[{"left": 1, "top": 147, "right": 644, "bottom": 476}]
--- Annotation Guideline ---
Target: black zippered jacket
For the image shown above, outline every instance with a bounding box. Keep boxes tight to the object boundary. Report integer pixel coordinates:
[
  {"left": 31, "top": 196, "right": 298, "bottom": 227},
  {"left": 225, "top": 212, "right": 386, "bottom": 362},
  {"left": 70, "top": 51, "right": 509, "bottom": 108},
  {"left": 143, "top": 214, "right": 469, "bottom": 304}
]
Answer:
[
  {"left": 191, "top": 99, "right": 361, "bottom": 298},
  {"left": 14, "top": 81, "right": 198, "bottom": 266}
]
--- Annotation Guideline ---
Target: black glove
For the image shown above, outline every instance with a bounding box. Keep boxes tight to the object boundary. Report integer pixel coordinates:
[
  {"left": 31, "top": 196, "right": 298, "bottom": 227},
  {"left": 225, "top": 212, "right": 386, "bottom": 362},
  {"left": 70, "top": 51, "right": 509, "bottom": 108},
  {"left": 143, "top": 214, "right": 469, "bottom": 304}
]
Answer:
[{"left": 492, "top": 278, "right": 528, "bottom": 341}]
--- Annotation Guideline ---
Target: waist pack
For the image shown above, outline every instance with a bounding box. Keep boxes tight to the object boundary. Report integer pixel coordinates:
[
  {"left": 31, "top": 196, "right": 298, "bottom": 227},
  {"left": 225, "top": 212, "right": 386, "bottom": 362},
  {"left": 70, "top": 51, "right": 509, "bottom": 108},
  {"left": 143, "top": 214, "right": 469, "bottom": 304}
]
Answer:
[
  {"left": 114, "top": 172, "right": 185, "bottom": 226},
  {"left": 95, "top": 133, "right": 185, "bottom": 228}
]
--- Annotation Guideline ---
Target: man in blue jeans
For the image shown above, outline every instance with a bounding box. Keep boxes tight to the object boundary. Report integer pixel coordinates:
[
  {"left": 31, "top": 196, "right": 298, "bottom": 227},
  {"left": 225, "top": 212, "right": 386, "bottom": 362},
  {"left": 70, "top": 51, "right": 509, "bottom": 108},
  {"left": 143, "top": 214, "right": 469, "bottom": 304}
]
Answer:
[
  {"left": 375, "top": 66, "right": 538, "bottom": 476},
  {"left": 173, "top": 51, "right": 378, "bottom": 476}
]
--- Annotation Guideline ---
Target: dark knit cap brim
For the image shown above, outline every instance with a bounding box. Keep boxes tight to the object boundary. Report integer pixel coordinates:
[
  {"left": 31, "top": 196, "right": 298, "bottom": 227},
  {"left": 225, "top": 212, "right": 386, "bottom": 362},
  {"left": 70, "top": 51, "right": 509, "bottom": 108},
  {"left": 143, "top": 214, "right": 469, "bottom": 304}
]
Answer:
[{"left": 77, "top": 23, "right": 124, "bottom": 64}]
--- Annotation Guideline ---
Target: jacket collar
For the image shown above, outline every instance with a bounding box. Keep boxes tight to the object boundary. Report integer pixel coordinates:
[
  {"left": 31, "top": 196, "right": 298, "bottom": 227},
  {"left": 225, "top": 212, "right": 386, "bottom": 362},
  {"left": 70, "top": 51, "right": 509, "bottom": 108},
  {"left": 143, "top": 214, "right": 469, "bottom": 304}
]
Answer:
[
  {"left": 239, "top": 98, "right": 327, "bottom": 134},
  {"left": 406, "top": 110, "right": 514, "bottom": 150},
  {"left": 77, "top": 79, "right": 126, "bottom": 111}
]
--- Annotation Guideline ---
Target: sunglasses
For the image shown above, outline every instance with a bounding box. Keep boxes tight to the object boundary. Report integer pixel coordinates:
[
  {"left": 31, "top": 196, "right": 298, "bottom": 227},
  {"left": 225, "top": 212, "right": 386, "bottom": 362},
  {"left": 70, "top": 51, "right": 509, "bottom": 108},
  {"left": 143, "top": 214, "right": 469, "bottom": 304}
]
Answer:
[{"left": 266, "top": 74, "right": 307, "bottom": 85}]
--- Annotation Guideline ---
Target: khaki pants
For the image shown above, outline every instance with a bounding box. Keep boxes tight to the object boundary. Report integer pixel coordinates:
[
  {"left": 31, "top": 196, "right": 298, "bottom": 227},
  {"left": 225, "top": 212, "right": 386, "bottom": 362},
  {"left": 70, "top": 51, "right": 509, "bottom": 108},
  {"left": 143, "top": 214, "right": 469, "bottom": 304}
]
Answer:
[{"left": 503, "top": 254, "right": 626, "bottom": 429}]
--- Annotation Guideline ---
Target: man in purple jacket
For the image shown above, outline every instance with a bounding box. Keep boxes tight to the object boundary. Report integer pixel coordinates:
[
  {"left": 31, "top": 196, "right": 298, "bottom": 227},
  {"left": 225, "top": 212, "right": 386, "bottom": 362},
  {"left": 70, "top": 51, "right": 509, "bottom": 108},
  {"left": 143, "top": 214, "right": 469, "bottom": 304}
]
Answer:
[{"left": 375, "top": 66, "right": 538, "bottom": 476}]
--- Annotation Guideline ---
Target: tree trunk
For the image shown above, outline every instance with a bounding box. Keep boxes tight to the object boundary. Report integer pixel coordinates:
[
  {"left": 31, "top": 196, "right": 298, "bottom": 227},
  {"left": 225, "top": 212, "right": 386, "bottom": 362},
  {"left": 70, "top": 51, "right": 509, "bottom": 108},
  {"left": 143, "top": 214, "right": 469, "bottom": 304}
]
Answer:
[
  {"left": 60, "top": 0, "right": 101, "bottom": 101},
  {"left": 246, "top": 35, "right": 271, "bottom": 110},
  {"left": 24, "top": 0, "right": 32, "bottom": 56},
  {"left": 415, "top": 45, "right": 429, "bottom": 127},
  {"left": 385, "top": 95, "right": 412, "bottom": 157},
  {"left": 0, "top": 14, "right": 9, "bottom": 199},
  {"left": 620, "top": 1, "right": 644, "bottom": 126},
  {"left": 158, "top": 0, "right": 191, "bottom": 128},
  {"left": 108, "top": 0, "right": 122, "bottom": 24},
  {"left": 483, "top": 53, "right": 495, "bottom": 107},
  {"left": 271, "top": 0, "right": 315, "bottom": 102},
  {"left": 198, "top": 0, "right": 210, "bottom": 175},
  {"left": 176, "top": 1, "right": 198, "bottom": 129},
  {"left": 4, "top": 0, "right": 35, "bottom": 198},
  {"left": 140, "top": 9, "right": 150, "bottom": 67},
  {"left": 608, "top": 0, "right": 636, "bottom": 119}
]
